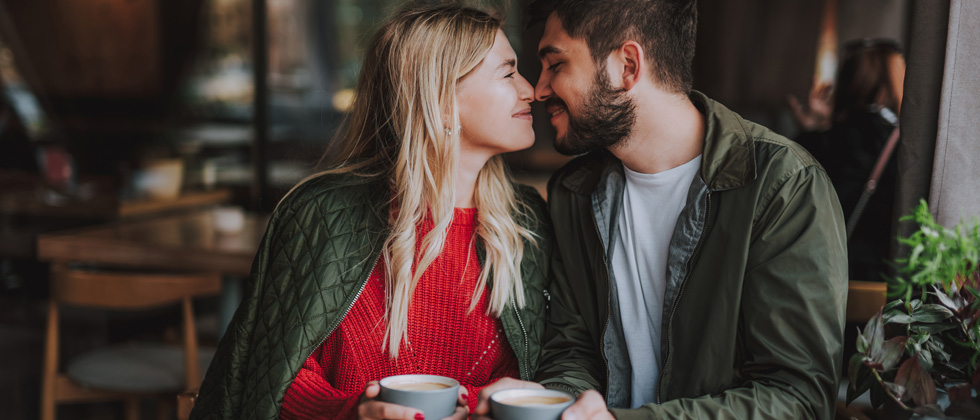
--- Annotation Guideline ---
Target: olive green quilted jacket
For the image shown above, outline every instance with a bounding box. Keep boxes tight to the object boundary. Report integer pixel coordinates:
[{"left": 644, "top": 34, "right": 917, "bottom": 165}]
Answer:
[{"left": 190, "top": 173, "right": 553, "bottom": 420}]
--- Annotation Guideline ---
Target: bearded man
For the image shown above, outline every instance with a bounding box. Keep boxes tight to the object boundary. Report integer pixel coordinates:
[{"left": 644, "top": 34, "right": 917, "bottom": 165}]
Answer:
[{"left": 474, "top": 0, "right": 848, "bottom": 419}]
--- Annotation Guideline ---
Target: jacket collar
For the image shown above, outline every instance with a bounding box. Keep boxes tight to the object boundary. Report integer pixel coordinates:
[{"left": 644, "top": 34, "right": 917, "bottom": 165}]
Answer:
[{"left": 560, "top": 90, "right": 757, "bottom": 193}]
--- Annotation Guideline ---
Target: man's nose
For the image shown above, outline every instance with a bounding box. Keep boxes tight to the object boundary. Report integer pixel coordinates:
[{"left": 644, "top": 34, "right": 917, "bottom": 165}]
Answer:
[{"left": 535, "top": 73, "right": 552, "bottom": 103}]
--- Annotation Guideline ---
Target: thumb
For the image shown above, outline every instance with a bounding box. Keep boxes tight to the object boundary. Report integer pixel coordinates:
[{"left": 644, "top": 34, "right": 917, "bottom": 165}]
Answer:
[{"left": 363, "top": 381, "right": 381, "bottom": 399}]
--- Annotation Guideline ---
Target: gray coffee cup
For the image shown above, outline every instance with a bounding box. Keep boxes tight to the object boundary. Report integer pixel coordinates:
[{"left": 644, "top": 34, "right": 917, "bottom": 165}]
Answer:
[
  {"left": 378, "top": 374, "right": 460, "bottom": 419},
  {"left": 490, "top": 389, "right": 574, "bottom": 420}
]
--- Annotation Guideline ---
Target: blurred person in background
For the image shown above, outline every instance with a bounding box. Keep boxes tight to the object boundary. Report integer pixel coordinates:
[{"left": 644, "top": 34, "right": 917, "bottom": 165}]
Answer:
[
  {"left": 190, "top": 4, "right": 553, "bottom": 420},
  {"left": 793, "top": 39, "right": 905, "bottom": 283}
]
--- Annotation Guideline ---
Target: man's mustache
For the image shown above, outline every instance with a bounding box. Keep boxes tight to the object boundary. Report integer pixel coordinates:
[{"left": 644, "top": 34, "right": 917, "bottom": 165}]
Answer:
[{"left": 544, "top": 97, "right": 567, "bottom": 111}]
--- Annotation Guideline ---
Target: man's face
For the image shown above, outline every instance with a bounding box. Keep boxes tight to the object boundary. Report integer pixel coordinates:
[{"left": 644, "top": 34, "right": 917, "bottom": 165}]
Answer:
[{"left": 536, "top": 14, "right": 635, "bottom": 155}]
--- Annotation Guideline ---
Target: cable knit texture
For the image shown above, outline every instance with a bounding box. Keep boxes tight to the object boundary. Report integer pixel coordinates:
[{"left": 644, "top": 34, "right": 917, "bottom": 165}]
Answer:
[{"left": 280, "top": 208, "right": 520, "bottom": 419}]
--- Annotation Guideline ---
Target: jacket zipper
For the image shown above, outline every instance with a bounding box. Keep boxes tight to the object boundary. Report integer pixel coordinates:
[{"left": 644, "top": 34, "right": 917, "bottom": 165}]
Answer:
[
  {"left": 303, "top": 252, "right": 382, "bottom": 363},
  {"left": 512, "top": 303, "right": 531, "bottom": 380},
  {"left": 591, "top": 209, "right": 612, "bottom": 396},
  {"left": 656, "top": 192, "right": 711, "bottom": 403}
]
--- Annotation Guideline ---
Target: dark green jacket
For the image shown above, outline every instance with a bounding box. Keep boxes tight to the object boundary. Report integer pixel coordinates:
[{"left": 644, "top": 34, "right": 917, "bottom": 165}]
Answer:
[
  {"left": 190, "top": 173, "right": 553, "bottom": 420},
  {"left": 535, "top": 92, "right": 848, "bottom": 420}
]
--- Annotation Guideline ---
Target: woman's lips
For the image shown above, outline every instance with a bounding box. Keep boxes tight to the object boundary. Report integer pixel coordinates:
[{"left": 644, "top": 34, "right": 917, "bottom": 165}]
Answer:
[{"left": 512, "top": 108, "right": 533, "bottom": 120}]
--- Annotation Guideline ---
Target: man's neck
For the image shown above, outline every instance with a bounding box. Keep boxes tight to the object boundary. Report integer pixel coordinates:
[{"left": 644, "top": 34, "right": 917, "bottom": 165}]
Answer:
[{"left": 610, "top": 91, "right": 705, "bottom": 175}]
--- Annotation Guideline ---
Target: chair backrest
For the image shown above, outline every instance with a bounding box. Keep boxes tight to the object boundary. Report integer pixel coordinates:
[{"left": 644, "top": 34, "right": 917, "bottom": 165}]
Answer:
[
  {"left": 846, "top": 280, "right": 887, "bottom": 324},
  {"left": 50, "top": 263, "right": 222, "bottom": 309}
]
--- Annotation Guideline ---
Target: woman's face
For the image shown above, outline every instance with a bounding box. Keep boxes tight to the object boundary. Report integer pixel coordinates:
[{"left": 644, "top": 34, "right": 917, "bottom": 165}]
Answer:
[{"left": 455, "top": 30, "right": 535, "bottom": 165}]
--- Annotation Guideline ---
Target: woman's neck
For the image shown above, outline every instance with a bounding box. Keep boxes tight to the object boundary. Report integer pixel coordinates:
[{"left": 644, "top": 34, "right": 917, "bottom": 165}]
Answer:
[{"left": 455, "top": 152, "right": 490, "bottom": 208}]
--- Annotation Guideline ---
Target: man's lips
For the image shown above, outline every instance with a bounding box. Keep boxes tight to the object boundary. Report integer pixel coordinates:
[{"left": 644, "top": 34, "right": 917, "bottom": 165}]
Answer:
[
  {"left": 512, "top": 108, "right": 533, "bottom": 120},
  {"left": 548, "top": 106, "right": 566, "bottom": 125}
]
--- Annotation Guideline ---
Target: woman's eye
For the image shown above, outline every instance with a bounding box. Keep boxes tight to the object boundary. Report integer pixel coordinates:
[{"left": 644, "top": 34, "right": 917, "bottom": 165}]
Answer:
[{"left": 505, "top": 72, "right": 515, "bottom": 79}]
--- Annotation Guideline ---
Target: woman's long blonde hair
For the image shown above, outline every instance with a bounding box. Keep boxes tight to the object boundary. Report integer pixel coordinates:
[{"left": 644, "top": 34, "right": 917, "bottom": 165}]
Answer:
[{"left": 287, "top": 3, "right": 536, "bottom": 357}]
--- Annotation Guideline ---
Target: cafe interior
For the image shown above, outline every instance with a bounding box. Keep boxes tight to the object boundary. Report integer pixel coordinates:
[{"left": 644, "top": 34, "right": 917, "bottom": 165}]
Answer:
[{"left": 0, "top": 0, "right": 977, "bottom": 419}]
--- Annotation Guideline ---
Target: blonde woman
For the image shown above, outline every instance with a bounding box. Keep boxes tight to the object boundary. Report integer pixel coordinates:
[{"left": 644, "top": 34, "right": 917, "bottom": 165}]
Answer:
[{"left": 190, "top": 4, "right": 552, "bottom": 420}]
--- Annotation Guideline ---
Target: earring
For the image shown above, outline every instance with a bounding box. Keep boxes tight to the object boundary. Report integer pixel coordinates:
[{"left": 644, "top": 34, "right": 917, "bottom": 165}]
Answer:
[{"left": 444, "top": 126, "right": 453, "bottom": 136}]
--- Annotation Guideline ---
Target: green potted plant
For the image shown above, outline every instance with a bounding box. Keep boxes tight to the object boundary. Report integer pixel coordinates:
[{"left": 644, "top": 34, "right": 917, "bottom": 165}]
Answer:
[{"left": 847, "top": 200, "right": 980, "bottom": 417}]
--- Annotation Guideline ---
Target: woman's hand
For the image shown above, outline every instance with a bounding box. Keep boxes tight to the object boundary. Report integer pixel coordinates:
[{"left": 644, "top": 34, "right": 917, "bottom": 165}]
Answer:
[
  {"left": 439, "top": 387, "right": 469, "bottom": 420},
  {"left": 356, "top": 381, "right": 470, "bottom": 420},
  {"left": 471, "top": 377, "right": 544, "bottom": 420},
  {"left": 357, "top": 382, "right": 424, "bottom": 420},
  {"left": 788, "top": 82, "right": 833, "bottom": 132}
]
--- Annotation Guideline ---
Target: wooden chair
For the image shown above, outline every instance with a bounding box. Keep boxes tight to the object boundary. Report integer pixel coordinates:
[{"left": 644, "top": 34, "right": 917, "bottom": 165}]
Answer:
[
  {"left": 41, "top": 263, "right": 221, "bottom": 420},
  {"left": 177, "top": 389, "right": 197, "bottom": 420},
  {"left": 846, "top": 280, "right": 887, "bottom": 324}
]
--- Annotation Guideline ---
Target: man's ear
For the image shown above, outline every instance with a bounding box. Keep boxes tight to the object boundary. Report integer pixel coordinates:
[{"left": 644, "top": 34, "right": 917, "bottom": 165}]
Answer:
[{"left": 616, "top": 41, "right": 644, "bottom": 91}]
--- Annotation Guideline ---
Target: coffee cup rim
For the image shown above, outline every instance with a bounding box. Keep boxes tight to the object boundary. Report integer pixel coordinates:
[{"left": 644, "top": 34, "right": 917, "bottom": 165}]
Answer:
[
  {"left": 490, "top": 388, "right": 574, "bottom": 406},
  {"left": 379, "top": 374, "right": 459, "bottom": 392}
]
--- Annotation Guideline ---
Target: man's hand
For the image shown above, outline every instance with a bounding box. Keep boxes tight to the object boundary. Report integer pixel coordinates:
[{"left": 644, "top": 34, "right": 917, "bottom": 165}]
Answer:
[
  {"left": 471, "top": 378, "right": 544, "bottom": 420},
  {"left": 561, "top": 390, "right": 613, "bottom": 420}
]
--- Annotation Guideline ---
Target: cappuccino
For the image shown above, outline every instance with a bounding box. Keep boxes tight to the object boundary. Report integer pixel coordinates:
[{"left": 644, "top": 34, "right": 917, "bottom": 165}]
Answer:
[
  {"left": 387, "top": 382, "right": 452, "bottom": 391},
  {"left": 497, "top": 396, "right": 571, "bottom": 406}
]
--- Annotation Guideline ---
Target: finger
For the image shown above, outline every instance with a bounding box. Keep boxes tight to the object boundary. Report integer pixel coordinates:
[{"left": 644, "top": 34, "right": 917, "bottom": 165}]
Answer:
[
  {"left": 362, "top": 381, "right": 381, "bottom": 400},
  {"left": 562, "top": 390, "right": 606, "bottom": 420},
  {"left": 440, "top": 404, "right": 469, "bottom": 420},
  {"left": 457, "top": 387, "right": 469, "bottom": 408},
  {"left": 358, "top": 400, "right": 422, "bottom": 420}
]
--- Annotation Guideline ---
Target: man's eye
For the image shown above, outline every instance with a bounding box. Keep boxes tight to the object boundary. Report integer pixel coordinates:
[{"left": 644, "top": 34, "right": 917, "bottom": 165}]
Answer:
[{"left": 548, "top": 62, "right": 563, "bottom": 72}]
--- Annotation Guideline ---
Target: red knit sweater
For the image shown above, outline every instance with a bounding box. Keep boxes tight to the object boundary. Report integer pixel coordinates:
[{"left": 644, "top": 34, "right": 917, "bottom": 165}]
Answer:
[{"left": 279, "top": 208, "right": 520, "bottom": 419}]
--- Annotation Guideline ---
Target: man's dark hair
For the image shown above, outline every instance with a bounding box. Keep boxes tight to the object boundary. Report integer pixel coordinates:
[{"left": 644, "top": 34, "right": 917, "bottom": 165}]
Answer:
[{"left": 530, "top": 0, "right": 698, "bottom": 93}]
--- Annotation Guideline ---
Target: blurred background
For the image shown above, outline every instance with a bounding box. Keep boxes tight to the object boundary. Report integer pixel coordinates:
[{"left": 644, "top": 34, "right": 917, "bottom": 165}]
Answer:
[{"left": 4, "top": 0, "right": 976, "bottom": 419}]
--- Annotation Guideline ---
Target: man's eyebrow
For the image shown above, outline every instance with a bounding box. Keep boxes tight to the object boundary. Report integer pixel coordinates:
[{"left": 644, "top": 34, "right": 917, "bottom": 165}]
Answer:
[
  {"left": 496, "top": 59, "right": 517, "bottom": 71},
  {"left": 538, "top": 45, "right": 563, "bottom": 59}
]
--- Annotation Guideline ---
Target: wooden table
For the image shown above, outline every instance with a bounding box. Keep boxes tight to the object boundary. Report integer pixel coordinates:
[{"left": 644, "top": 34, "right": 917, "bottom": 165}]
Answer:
[
  {"left": 37, "top": 208, "right": 269, "bottom": 336},
  {"left": 37, "top": 208, "right": 268, "bottom": 277}
]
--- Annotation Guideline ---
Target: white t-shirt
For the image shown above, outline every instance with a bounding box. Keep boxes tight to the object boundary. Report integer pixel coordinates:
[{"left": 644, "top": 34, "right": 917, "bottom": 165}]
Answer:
[{"left": 610, "top": 155, "right": 702, "bottom": 408}]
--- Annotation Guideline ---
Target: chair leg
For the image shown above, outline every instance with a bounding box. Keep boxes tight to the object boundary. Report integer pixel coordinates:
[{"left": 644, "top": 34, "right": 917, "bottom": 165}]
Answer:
[
  {"left": 156, "top": 396, "right": 173, "bottom": 420},
  {"left": 41, "top": 301, "right": 59, "bottom": 420},
  {"left": 182, "top": 297, "right": 201, "bottom": 387},
  {"left": 125, "top": 398, "right": 141, "bottom": 420}
]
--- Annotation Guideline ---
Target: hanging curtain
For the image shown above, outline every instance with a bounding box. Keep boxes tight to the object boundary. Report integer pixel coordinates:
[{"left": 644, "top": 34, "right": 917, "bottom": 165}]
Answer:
[
  {"left": 891, "top": 0, "right": 949, "bottom": 263},
  {"left": 926, "top": 0, "right": 980, "bottom": 227}
]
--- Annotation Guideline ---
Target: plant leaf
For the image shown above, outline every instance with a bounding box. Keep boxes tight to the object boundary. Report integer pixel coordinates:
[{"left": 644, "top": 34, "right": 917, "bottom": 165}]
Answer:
[
  {"left": 878, "top": 336, "right": 908, "bottom": 371},
  {"left": 947, "top": 399, "right": 980, "bottom": 418},
  {"left": 911, "top": 304, "right": 955, "bottom": 323},
  {"left": 910, "top": 404, "right": 945, "bottom": 417},
  {"left": 911, "top": 322, "right": 958, "bottom": 335},
  {"left": 846, "top": 363, "right": 876, "bottom": 406},
  {"left": 948, "top": 383, "right": 972, "bottom": 402},
  {"left": 918, "top": 349, "right": 933, "bottom": 371},
  {"left": 895, "top": 356, "right": 938, "bottom": 405},
  {"left": 883, "top": 312, "right": 915, "bottom": 324},
  {"left": 870, "top": 381, "right": 891, "bottom": 410}
]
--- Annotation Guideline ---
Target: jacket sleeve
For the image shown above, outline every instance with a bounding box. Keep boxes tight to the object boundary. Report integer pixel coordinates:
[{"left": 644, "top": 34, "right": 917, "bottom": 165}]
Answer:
[
  {"left": 533, "top": 178, "right": 605, "bottom": 395},
  {"left": 189, "top": 210, "right": 281, "bottom": 420},
  {"left": 612, "top": 165, "right": 848, "bottom": 420}
]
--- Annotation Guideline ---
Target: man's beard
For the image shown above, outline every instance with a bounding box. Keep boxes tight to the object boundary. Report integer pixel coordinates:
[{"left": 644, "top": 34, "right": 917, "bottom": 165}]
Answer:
[{"left": 549, "top": 69, "right": 636, "bottom": 156}]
